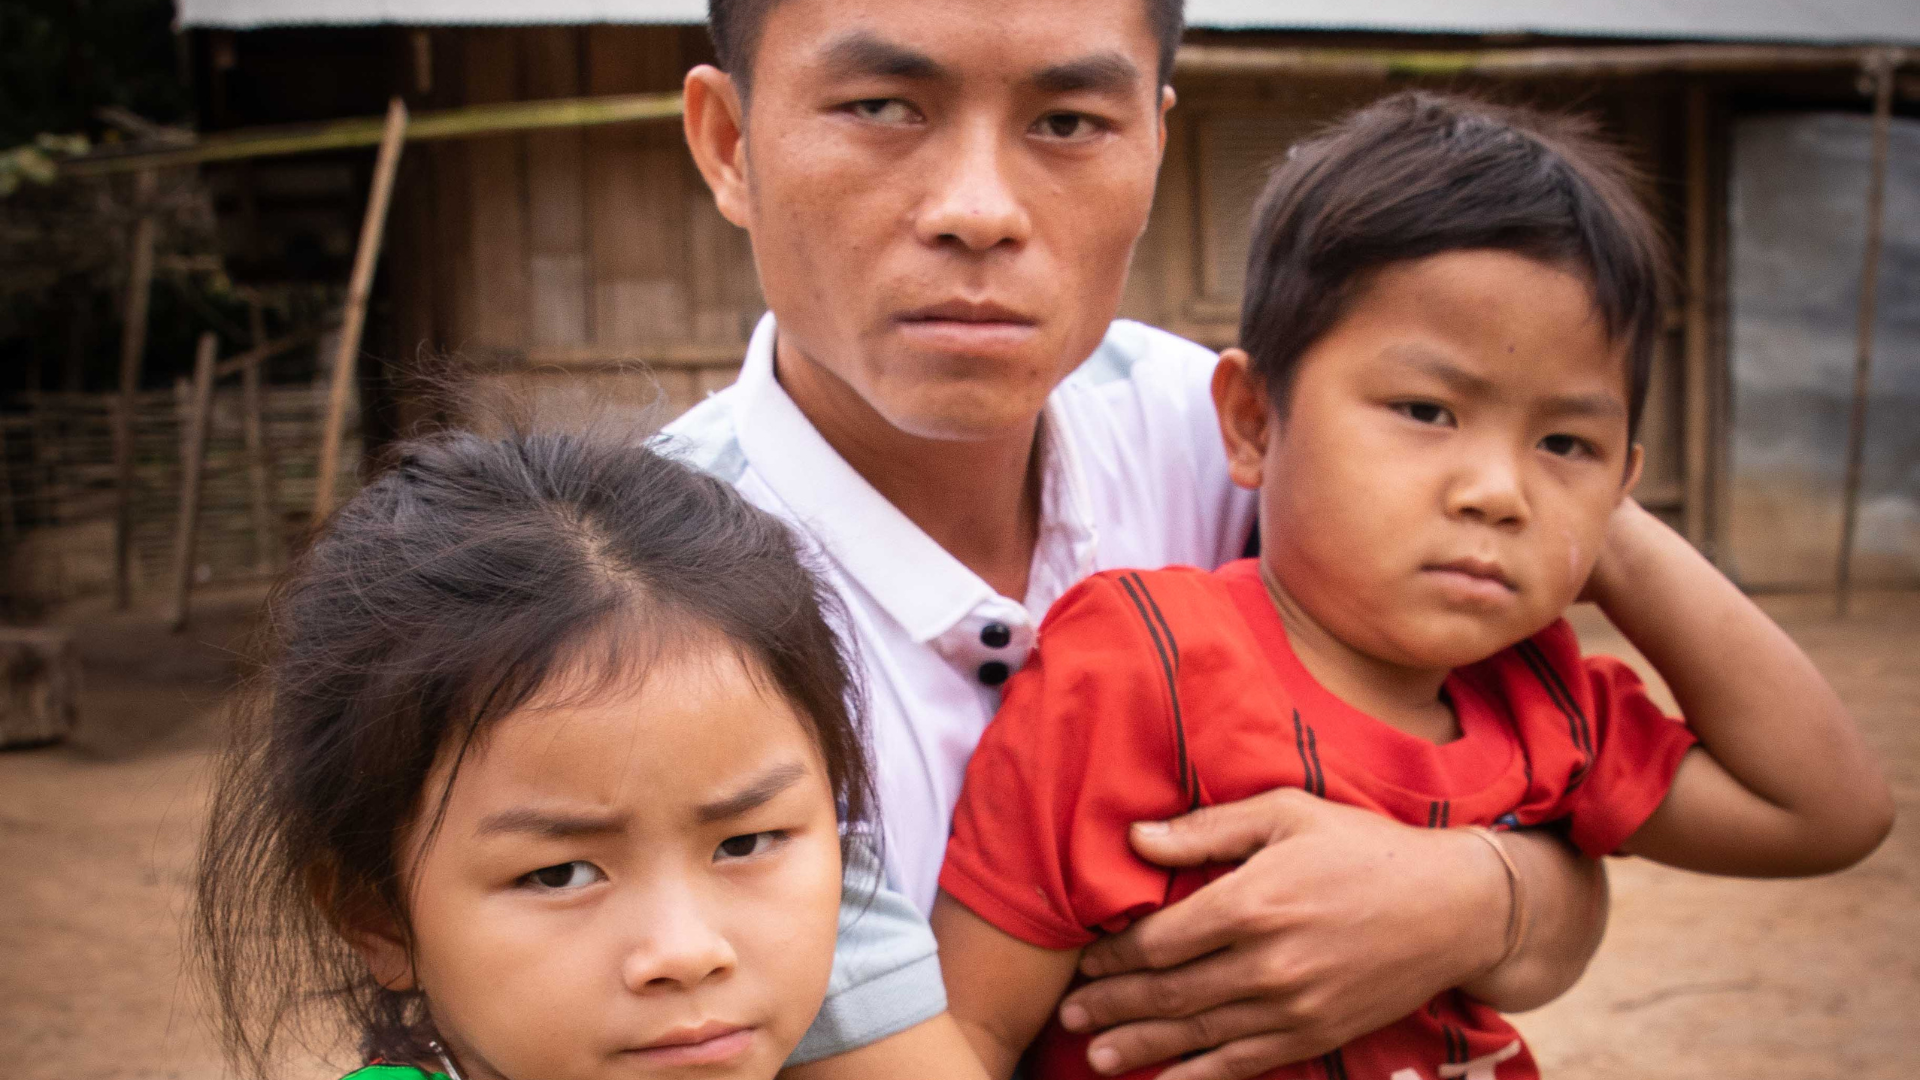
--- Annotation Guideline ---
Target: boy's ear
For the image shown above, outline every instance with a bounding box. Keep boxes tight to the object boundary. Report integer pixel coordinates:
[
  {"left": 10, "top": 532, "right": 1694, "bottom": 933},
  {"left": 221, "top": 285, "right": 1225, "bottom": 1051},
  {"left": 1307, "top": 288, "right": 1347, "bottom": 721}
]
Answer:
[
  {"left": 683, "top": 65, "right": 751, "bottom": 230},
  {"left": 1212, "top": 349, "right": 1271, "bottom": 492},
  {"left": 1621, "top": 442, "right": 1645, "bottom": 497}
]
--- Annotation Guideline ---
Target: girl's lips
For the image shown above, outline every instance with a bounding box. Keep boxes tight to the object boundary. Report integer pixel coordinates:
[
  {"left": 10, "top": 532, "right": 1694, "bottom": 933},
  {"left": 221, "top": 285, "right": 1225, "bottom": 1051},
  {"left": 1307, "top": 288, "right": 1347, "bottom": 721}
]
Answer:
[{"left": 625, "top": 1024, "right": 756, "bottom": 1067}]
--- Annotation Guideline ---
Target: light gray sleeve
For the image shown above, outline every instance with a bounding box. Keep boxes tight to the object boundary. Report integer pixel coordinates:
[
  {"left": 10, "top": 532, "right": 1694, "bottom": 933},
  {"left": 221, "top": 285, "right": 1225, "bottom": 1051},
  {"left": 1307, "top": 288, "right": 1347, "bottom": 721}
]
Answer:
[{"left": 786, "top": 844, "right": 948, "bottom": 1065}]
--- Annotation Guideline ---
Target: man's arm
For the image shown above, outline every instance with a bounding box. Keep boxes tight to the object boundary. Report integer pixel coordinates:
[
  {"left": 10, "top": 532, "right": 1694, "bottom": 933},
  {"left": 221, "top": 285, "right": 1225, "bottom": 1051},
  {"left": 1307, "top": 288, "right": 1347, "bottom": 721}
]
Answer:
[{"left": 1051, "top": 791, "right": 1603, "bottom": 1080}]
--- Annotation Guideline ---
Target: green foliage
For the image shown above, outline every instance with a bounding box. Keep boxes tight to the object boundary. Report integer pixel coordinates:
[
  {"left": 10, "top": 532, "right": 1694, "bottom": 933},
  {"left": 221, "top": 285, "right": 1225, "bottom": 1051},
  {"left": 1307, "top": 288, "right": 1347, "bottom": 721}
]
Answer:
[{"left": 0, "top": 0, "right": 190, "bottom": 147}]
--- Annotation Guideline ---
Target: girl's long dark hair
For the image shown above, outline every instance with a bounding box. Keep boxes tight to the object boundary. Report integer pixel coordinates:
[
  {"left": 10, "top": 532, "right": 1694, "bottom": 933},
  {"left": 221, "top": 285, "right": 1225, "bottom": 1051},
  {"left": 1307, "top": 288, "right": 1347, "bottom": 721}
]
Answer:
[{"left": 193, "top": 424, "right": 873, "bottom": 1078}]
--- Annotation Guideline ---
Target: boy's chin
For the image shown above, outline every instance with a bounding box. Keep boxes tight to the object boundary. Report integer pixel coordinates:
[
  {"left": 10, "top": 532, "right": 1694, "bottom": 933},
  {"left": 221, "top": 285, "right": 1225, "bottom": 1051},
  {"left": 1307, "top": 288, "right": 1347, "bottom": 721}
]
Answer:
[{"left": 1386, "top": 612, "right": 1561, "bottom": 671}]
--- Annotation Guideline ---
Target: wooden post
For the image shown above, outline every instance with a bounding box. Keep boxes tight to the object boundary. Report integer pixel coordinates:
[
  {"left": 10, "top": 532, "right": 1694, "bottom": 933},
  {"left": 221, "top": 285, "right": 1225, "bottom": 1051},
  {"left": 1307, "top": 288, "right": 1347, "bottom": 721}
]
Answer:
[
  {"left": 1682, "top": 86, "right": 1714, "bottom": 557},
  {"left": 242, "top": 296, "right": 280, "bottom": 571},
  {"left": 313, "top": 97, "right": 408, "bottom": 523},
  {"left": 166, "top": 333, "right": 219, "bottom": 632},
  {"left": 1836, "top": 50, "right": 1902, "bottom": 616},
  {"left": 112, "top": 168, "right": 159, "bottom": 609}
]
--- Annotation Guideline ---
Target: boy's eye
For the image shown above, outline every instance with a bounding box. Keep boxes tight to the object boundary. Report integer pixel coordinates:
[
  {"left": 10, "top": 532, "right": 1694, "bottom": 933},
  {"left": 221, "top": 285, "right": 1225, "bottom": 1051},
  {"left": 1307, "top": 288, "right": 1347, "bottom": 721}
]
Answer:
[
  {"left": 848, "top": 98, "right": 918, "bottom": 125},
  {"left": 1032, "top": 112, "right": 1103, "bottom": 141},
  {"left": 715, "top": 831, "right": 786, "bottom": 862},
  {"left": 1539, "top": 433, "right": 1594, "bottom": 459},
  {"left": 1394, "top": 401, "right": 1455, "bottom": 426},
  {"left": 522, "top": 861, "right": 604, "bottom": 891}
]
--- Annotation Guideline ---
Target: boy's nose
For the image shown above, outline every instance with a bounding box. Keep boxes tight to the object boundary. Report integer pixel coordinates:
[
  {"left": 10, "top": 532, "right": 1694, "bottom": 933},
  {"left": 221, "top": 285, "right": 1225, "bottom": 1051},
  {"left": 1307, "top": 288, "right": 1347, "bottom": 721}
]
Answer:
[
  {"left": 619, "top": 885, "right": 738, "bottom": 991},
  {"left": 1446, "top": 452, "right": 1528, "bottom": 527}
]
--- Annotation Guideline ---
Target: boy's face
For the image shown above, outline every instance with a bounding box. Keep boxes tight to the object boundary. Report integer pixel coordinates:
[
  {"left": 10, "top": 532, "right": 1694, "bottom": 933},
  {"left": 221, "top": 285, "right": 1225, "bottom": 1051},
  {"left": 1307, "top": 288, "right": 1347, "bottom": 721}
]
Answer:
[{"left": 1217, "top": 249, "right": 1643, "bottom": 673}]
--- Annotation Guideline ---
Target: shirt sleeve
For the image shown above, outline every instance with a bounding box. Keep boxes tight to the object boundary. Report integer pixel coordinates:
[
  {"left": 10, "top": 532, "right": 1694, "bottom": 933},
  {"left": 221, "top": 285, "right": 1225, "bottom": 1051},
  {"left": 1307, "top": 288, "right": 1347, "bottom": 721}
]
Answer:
[
  {"left": 785, "top": 840, "right": 947, "bottom": 1065},
  {"left": 1555, "top": 652, "right": 1698, "bottom": 858},
  {"left": 940, "top": 573, "right": 1193, "bottom": 950}
]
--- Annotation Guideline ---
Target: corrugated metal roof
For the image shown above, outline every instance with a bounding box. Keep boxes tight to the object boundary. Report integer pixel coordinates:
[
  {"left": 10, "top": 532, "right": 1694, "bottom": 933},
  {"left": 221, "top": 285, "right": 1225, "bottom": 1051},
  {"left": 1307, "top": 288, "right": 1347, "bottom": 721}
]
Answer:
[{"left": 175, "top": 0, "right": 1920, "bottom": 44}]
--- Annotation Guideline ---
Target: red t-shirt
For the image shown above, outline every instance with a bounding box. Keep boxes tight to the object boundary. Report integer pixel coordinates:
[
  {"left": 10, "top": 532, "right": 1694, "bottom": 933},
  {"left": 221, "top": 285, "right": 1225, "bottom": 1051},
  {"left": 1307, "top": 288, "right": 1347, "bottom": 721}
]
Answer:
[{"left": 941, "top": 560, "right": 1696, "bottom": 1080}]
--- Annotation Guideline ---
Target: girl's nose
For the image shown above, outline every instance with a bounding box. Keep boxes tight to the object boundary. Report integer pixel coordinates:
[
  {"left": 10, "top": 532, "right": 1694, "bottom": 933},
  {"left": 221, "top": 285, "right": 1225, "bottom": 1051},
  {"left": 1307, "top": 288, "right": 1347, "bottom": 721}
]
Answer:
[{"left": 619, "top": 885, "right": 739, "bottom": 992}]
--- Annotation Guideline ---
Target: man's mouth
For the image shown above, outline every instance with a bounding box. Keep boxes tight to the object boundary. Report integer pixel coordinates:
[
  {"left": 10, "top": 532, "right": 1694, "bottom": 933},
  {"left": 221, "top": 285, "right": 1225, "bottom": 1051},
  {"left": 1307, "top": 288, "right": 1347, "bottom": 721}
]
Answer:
[
  {"left": 893, "top": 299, "right": 1040, "bottom": 353},
  {"left": 624, "top": 1022, "right": 756, "bottom": 1066},
  {"left": 897, "top": 298, "right": 1036, "bottom": 325}
]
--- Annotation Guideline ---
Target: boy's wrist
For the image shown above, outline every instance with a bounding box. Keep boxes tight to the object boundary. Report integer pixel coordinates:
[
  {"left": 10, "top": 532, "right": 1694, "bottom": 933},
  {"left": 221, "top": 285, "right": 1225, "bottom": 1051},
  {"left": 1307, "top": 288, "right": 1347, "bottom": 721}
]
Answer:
[{"left": 1581, "top": 497, "right": 1664, "bottom": 611}]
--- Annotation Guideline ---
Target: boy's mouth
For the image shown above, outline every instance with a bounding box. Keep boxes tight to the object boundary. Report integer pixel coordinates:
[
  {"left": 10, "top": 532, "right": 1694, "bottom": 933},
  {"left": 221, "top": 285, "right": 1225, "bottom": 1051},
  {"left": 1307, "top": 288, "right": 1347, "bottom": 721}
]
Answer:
[{"left": 1423, "top": 557, "right": 1518, "bottom": 597}]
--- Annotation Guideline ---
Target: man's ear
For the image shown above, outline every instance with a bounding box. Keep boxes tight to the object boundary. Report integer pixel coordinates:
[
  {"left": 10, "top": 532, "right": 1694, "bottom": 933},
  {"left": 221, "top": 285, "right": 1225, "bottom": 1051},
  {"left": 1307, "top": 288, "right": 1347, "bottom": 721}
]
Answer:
[
  {"left": 1621, "top": 442, "right": 1645, "bottom": 498},
  {"left": 683, "top": 65, "right": 751, "bottom": 229},
  {"left": 1212, "top": 348, "right": 1271, "bottom": 492}
]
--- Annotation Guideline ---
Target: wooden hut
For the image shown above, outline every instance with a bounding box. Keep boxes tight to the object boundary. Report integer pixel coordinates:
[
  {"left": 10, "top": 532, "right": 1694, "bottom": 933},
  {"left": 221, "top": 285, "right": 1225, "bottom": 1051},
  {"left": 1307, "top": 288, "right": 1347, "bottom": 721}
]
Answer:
[{"left": 91, "top": 2, "right": 1920, "bottom": 594}]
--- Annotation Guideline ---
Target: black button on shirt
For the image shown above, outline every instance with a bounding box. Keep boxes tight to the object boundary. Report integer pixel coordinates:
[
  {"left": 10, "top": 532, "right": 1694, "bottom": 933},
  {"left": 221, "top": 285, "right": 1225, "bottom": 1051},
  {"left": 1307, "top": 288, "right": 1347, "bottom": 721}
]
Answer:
[
  {"left": 980, "top": 622, "right": 1012, "bottom": 649},
  {"left": 977, "top": 661, "right": 1011, "bottom": 687}
]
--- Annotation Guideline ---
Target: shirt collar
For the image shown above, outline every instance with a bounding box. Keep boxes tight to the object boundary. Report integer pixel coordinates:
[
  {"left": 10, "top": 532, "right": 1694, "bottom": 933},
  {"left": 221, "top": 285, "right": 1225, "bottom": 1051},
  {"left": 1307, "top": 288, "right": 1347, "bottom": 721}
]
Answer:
[{"left": 732, "top": 313, "right": 1097, "bottom": 643}]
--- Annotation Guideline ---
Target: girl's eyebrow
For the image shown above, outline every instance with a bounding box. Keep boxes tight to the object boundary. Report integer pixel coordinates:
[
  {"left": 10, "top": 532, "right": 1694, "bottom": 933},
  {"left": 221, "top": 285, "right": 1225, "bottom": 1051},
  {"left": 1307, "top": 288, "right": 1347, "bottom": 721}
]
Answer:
[
  {"left": 697, "top": 761, "right": 810, "bottom": 824},
  {"left": 476, "top": 807, "right": 626, "bottom": 839}
]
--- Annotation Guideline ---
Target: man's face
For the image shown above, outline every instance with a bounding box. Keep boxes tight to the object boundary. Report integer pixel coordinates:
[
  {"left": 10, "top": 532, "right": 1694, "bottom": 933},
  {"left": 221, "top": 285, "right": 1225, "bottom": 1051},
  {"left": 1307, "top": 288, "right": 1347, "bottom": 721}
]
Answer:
[{"left": 716, "top": 0, "right": 1170, "bottom": 441}]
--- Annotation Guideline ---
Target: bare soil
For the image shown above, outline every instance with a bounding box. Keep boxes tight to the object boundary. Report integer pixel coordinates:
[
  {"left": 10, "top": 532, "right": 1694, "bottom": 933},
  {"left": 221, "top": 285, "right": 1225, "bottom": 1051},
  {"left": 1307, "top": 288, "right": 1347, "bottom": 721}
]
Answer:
[{"left": 3, "top": 589, "right": 1914, "bottom": 1080}]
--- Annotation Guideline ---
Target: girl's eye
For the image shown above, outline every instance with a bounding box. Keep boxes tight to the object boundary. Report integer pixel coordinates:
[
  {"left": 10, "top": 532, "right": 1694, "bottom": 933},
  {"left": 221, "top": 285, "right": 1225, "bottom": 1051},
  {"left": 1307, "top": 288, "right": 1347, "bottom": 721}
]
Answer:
[
  {"left": 1540, "top": 433, "right": 1594, "bottom": 459},
  {"left": 522, "top": 861, "right": 604, "bottom": 891},
  {"left": 1033, "top": 112, "right": 1101, "bottom": 140},
  {"left": 1394, "top": 401, "right": 1455, "bottom": 426},
  {"left": 848, "top": 98, "right": 917, "bottom": 125},
  {"left": 715, "top": 831, "right": 786, "bottom": 862}
]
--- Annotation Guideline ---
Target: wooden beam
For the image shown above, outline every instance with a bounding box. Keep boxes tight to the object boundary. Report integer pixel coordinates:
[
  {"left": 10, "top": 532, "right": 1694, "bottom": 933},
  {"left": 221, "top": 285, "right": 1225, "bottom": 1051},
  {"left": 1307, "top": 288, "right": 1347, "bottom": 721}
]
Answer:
[
  {"left": 1174, "top": 42, "right": 1905, "bottom": 81},
  {"left": 112, "top": 169, "right": 158, "bottom": 610},
  {"left": 58, "top": 91, "right": 683, "bottom": 178},
  {"left": 242, "top": 298, "right": 280, "bottom": 573},
  {"left": 1682, "top": 85, "right": 1714, "bottom": 555},
  {"left": 313, "top": 98, "right": 408, "bottom": 523},
  {"left": 1836, "top": 49, "right": 1903, "bottom": 616},
  {"left": 213, "top": 322, "right": 332, "bottom": 380},
  {"left": 166, "top": 332, "right": 219, "bottom": 632}
]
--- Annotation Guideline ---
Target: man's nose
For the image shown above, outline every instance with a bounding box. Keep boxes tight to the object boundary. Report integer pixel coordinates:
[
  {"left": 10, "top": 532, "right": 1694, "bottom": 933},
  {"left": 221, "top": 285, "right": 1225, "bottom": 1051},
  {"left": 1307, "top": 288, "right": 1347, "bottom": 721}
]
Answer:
[
  {"left": 913, "top": 119, "right": 1032, "bottom": 253},
  {"left": 619, "top": 881, "right": 738, "bottom": 992},
  {"left": 1446, "top": 447, "right": 1529, "bottom": 528}
]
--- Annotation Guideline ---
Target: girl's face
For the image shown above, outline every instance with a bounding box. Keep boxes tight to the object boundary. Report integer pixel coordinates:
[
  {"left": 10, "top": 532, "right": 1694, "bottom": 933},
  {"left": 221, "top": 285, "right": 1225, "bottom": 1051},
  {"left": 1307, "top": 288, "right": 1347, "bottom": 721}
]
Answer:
[{"left": 359, "top": 644, "right": 845, "bottom": 1080}]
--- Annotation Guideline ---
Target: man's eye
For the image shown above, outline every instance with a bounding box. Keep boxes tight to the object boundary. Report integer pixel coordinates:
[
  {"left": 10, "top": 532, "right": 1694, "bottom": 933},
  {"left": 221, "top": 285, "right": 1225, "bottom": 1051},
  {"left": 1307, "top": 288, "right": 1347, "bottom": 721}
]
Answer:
[
  {"left": 1540, "top": 433, "right": 1593, "bottom": 458},
  {"left": 1394, "top": 402, "right": 1455, "bottom": 426},
  {"left": 522, "top": 861, "right": 604, "bottom": 890},
  {"left": 1034, "top": 112, "right": 1100, "bottom": 140},
  {"left": 715, "top": 831, "right": 786, "bottom": 861},
  {"left": 849, "top": 98, "right": 916, "bottom": 124}
]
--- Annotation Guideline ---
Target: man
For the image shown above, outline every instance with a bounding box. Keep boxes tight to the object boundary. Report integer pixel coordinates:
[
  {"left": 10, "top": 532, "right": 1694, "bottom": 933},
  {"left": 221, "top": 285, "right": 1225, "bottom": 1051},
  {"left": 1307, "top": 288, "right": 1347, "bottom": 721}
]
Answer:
[{"left": 666, "top": 2, "right": 1609, "bottom": 1077}]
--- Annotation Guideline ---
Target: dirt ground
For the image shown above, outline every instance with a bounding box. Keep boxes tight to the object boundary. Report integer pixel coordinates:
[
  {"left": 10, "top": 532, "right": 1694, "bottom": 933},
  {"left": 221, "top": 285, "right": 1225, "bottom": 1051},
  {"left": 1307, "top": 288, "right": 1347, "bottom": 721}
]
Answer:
[{"left": 2, "top": 588, "right": 1915, "bottom": 1080}]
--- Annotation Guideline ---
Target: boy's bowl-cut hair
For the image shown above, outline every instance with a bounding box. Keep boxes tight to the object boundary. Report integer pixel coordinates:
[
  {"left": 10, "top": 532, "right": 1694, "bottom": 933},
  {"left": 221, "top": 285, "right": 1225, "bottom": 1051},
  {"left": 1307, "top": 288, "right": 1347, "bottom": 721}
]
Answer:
[{"left": 1240, "top": 90, "right": 1671, "bottom": 441}]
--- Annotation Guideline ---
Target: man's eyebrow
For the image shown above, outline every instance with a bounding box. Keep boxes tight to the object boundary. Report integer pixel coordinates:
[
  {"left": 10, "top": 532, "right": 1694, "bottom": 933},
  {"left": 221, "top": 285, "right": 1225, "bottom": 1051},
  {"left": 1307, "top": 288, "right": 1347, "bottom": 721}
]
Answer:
[
  {"left": 476, "top": 807, "right": 626, "bottom": 839},
  {"left": 696, "top": 761, "right": 810, "bottom": 824},
  {"left": 1031, "top": 52, "right": 1142, "bottom": 95},
  {"left": 819, "top": 31, "right": 946, "bottom": 82}
]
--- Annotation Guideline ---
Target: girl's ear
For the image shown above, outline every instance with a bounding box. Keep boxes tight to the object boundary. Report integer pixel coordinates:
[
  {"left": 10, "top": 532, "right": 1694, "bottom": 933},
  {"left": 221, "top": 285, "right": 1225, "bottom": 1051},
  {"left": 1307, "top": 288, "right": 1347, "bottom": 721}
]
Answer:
[
  {"left": 315, "top": 867, "right": 418, "bottom": 992},
  {"left": 1212, "top": 349, "right": 1272, "bottom": 492}
]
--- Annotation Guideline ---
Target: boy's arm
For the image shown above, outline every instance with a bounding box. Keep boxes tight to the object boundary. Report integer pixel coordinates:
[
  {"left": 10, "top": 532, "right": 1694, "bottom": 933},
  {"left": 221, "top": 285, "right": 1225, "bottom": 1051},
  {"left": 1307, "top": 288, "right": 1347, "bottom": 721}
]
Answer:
[
  {"left": 931, "top": 891, "right": 1084, "bottom": 1080},
  {"left": 1591, "top": 500, "right": 1892, "bottom": 875}
]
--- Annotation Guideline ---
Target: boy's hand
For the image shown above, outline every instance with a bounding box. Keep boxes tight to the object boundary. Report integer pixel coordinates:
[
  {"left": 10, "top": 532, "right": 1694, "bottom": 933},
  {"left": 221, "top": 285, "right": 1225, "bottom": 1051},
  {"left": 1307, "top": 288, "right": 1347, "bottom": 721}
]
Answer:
[
  {"left": 1055, "top": 789, "right": 1604, "bottom": 1079},
  {"left": 1577, "top": 495, "right": 1658, "bottom": 606}
]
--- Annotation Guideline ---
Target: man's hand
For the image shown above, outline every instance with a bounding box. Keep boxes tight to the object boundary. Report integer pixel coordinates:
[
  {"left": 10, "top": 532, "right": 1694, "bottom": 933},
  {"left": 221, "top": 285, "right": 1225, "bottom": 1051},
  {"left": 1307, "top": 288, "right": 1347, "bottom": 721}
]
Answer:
[{"left": 1055, "top": 789, "right": 1557, "bottom": 1080}]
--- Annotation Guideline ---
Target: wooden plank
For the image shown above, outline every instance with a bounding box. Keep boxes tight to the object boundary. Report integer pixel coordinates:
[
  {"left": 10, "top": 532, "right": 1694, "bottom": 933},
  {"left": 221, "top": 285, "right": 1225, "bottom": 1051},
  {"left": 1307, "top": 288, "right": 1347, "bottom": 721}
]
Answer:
[
  {"left": 58, "top": 91, "right": 683, "bottom": 177},
  {"left": 112, "top": 169, "right": 158, "bottom": 609},
  {"left": 241, "top": 299, "right": 280, "bottom": 572},
  {"left": 1836, "top": 50, "right": 1902, "bottom": 616},
  {"left": 166, "top": 333, "right": 219, "bottom": 632},
  {"left": 526, "top": 27, "right": 591, "bottom": 348},
  {"left": 1682, "top": 85, "right": 1713, "bottom": 555},
  {"left": 1174, "top": 42, "right": 1893, "bottom": 81},
  {"left": 465, "top": 30, "right": 531, "bottom": 349},
  {"left": 314, "top": 98, "right": 409, "bottom": 522}
]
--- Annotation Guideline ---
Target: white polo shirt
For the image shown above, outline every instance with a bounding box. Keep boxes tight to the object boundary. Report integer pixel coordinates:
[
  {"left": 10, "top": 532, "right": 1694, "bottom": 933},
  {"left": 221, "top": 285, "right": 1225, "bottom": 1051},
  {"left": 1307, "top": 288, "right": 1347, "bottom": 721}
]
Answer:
[{"left": 666, "top": 312, "right": 1256, "bottom": 911}]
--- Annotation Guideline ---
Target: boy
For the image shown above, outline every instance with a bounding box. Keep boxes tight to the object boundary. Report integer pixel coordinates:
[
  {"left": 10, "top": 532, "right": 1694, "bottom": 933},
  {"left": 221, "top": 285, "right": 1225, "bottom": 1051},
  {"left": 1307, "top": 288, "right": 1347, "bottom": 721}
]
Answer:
[{"left": 930, "top": 92, "right": 1893, "bottom": 1080}]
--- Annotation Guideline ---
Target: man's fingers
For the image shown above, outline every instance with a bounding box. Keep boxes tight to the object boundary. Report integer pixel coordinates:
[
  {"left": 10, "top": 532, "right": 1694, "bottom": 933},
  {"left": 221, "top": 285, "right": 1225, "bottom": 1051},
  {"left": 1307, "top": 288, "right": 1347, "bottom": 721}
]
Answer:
[
  {"left": 1151, "top": 1031, "right": 1334, "bottom": 1080},
  {"left": 1067, "top": 937, "right": 1275, "bottom": 1027},
  {"left": 1078, "top": 1000, "right": 1284, "bottom": 1077},
  {"left": 1079, "top": 873, "right": 1255, "bottom": 978},
  {"left": 1128, "top": 787, "right": 1319, "bottom": 870}
]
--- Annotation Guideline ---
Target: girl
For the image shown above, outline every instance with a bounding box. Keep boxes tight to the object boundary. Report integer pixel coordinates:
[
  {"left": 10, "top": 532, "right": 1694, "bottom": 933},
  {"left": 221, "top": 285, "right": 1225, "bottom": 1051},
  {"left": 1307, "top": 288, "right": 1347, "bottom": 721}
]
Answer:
[{"left": 193, "top": 427, "right": 874, "bottom": 1080}]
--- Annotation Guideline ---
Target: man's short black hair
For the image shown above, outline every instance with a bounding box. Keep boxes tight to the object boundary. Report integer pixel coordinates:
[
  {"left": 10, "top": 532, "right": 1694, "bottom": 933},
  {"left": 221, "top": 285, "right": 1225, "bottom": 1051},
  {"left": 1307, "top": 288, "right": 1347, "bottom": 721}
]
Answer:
[
  {"left": 1240, "top": 91, "right": 1670, "bottom": 440},
  {"left": 707, "top": 0, "right": 1186, "bottom": 95}
]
